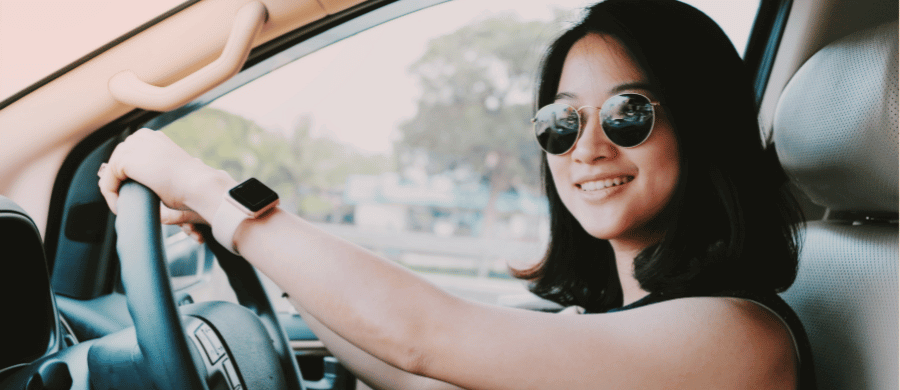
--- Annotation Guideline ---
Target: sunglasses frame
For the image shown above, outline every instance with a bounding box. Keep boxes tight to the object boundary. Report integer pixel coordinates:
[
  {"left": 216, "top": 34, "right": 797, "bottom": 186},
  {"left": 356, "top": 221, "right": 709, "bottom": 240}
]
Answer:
[{"left": 532, "top": 93, "right": 661, "bottom": 155}]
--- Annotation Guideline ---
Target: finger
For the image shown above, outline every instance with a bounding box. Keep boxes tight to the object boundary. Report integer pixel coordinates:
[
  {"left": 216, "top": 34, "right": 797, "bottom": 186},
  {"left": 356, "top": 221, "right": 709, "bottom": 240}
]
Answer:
[
  {"left": 98, "top": 167, "right": 129, "bottom": 215},
  {"left": 161, "top": 203, "right": 207, "bottom": 225},
  {"left": 181, "top": 223, "right": 206, "bottom": 244},
  {"left": 97, "top": 162, "right": 121, "bottom": 215},
  {"left": 98, "top": 139, "right": 138, "bottom": 215},
  {"left": 161, "top": 205, "right": 189, "bottom": 224}
]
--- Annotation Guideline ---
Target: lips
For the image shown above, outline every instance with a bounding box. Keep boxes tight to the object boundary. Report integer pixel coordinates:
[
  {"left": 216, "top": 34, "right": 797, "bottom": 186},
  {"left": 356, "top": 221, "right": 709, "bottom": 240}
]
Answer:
[{"left": 575, "top": 175, "right": 634, "bottom": 191}]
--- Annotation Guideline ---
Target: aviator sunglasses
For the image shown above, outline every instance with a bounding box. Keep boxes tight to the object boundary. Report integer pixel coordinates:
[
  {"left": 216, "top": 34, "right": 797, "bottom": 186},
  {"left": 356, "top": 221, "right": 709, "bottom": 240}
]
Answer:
[{"left": 532, "top": 93, "right": 660, "bottom": 155}]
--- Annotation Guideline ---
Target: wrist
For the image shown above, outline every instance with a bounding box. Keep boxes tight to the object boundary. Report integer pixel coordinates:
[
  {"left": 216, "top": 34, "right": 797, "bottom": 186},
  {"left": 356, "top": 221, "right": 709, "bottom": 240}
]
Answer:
[
  {"left": 232, "top": 205, "right": 283, "bottom": 256},
  {"left": 211, "top": 177, "right": 280, "bottom": 255},
  {"left": 182, "top": 166, "right": 237, "bottom": 222}
]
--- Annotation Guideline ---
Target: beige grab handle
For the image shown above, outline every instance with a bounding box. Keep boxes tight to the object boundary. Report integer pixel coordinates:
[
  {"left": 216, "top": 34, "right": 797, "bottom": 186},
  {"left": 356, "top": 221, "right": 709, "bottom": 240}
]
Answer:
[{"left": 109, "top": 2, "right": 268, "bottom": 112}]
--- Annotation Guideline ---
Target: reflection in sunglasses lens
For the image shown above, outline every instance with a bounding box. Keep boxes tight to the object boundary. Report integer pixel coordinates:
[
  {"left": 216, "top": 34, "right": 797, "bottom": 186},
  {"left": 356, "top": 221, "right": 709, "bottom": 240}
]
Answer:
[
  {"left": 601, "top": 94, "right": 653, "bottom": 148},
  {"left": 535, "top": 104, "right": 580, "bottom": 154}
]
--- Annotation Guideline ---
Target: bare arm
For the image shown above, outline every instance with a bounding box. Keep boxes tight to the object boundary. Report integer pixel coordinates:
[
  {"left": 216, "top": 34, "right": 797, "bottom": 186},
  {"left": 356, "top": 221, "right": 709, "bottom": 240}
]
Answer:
[
  {"left": 98, "top": 130, "right": 797, "bottom": 390},
  {"left": 292, "top": 302, "right": 466, "bottom": 390},
  {"left": 213, "top": 207, "right": 797, "bottom": 390}
]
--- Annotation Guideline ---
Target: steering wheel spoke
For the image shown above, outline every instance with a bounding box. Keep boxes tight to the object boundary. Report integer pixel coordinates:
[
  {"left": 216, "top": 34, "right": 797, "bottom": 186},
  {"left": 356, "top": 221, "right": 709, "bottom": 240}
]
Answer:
[{"left": 98, "top": 181, "right": 301, "bottom": 390}]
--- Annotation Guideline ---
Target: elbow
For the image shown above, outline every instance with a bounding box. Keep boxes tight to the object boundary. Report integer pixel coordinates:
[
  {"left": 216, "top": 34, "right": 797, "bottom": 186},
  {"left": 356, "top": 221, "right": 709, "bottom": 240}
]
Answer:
[
  {"left": 372, "top": 287, "right": 460, "bottom": 379},
  {"left": 378, "top": 298, "right": 449, "bottom": 377},
  {"left": 356, "top": 314, "right": 433, "bottom": 377},
  {"left": 383, "top": 319, "right": 436, "bottom": 377},
  {"left": 396, "top": 344, "right": 431, "bottom": 377}
]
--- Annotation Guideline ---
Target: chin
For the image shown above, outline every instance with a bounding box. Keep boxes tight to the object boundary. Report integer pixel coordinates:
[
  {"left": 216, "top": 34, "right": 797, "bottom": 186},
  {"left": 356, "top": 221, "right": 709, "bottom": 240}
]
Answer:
[
  {"left": 575, "top": 218, "right": 625, "bottom": 241},
  {"left": 576, "top": 214, "right": 661, "bottom": 248}
]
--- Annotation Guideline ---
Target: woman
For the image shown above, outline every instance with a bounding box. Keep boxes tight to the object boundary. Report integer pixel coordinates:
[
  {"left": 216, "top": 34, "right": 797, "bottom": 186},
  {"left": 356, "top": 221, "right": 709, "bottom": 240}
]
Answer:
[{"left": 98, "top": 0, "right": 813, "bottom": 388}]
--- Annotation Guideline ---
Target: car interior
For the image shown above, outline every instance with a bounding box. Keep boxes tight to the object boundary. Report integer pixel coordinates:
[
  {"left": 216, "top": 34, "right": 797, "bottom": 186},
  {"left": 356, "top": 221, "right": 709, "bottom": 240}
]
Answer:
[{"left": 0, "top": 0, "right": 896, "bottom": 389}]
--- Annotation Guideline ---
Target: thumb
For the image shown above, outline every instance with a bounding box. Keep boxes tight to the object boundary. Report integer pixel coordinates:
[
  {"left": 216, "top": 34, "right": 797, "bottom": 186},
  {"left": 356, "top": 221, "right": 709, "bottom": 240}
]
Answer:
[
  {"left": 160, "top": 203, "right": 207, "bottom": 225},
  {"left": 180, "top": 223, "right": 206, "bottom": 244}
]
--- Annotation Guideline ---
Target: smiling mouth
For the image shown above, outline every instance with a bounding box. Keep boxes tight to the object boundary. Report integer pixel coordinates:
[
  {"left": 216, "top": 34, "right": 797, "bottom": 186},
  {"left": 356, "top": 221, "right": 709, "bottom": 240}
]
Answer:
[{"left": 576, "top": 175, "right": 634, "bottom": 191}]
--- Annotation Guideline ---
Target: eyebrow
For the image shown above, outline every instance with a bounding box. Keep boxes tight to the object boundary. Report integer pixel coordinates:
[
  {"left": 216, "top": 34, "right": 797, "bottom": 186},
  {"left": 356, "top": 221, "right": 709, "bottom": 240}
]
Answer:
[
  {"left": 610, "top": 81, "right": 654, "bottom": 95},
  {"left": 554, "top": 81, "right": 655, "bottom": 101}
]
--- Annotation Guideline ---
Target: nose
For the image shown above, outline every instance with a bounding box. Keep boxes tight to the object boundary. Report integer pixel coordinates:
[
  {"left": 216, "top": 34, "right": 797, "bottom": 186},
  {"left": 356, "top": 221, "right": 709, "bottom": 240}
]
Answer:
[{"left": 569, "top": 108, "right": 617, "bottom": 163}]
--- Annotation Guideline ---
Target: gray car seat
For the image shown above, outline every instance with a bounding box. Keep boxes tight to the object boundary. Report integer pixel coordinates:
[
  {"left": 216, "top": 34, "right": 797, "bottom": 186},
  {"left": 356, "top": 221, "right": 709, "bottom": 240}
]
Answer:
[{"left": 774, "top": 20, "right": 898, "bottom": 389}]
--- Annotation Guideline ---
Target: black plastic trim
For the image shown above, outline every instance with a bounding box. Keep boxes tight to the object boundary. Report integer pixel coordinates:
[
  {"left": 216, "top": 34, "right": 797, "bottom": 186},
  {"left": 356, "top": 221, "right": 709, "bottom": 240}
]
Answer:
[
  {"left": 744, "top": 0, "right": 793, "bottom": 107},
  {"left": 50, "top": 137, "right": 124, "bottom": 299},
  {"left": 44, "top": 114, "right": 146, "bottom": 279},
  {"left": 56, "top": 294, "right": 133, "bottom": 341}
]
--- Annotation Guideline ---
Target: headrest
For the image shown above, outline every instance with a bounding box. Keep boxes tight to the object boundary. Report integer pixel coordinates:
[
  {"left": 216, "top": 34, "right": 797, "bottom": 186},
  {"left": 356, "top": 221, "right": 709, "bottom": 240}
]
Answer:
[{"left": 773, "top": 20, "right": 898, "bottom": 215}]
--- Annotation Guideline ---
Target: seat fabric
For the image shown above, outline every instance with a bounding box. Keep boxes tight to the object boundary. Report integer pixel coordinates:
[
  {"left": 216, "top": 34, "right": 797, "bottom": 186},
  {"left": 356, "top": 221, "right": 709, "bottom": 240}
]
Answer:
[{"left": 774, "top": 20, "right": 899, "bottom": 390}]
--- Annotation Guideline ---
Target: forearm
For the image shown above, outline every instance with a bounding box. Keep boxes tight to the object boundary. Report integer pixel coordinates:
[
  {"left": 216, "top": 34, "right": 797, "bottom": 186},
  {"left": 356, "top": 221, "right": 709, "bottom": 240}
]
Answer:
[
  {"left": 176, "top": 170, "right": 462, "bottom": 373},
  {"left": 228, "top": 207, "right": 460, "bottom": 372},
  {"left": 292, "top": 301, "right": 466, "bottom": 390}
]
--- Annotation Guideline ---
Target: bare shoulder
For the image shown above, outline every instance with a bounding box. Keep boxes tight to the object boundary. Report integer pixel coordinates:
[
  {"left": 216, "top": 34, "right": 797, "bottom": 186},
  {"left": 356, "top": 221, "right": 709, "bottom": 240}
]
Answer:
[{"left": 625, "top": 296, "right": 797, "bottom": 389}]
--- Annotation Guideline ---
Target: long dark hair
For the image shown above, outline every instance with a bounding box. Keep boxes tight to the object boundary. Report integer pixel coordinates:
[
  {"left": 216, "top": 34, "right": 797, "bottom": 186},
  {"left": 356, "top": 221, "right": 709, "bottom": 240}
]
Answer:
[{"left": 512, "top": 0, "right": 803, "bottom": 313}]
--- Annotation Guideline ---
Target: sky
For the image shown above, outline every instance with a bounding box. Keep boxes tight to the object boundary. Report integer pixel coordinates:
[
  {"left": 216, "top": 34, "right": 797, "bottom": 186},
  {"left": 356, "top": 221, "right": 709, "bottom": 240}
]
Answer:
[
  {"left": 207, "top": 0, "right": 760, "bottom": 154},
  {"left": 208, "top": 0, "right": 594, "bottom": 152}
]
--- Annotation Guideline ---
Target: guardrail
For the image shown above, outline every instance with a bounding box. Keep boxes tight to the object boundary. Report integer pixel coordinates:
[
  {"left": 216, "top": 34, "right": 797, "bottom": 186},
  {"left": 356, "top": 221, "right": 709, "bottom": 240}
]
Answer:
[
  {"left": 165, "top": 221, "right": 560, "bottom": 310},
  {"left": 311, "top": 222, "right": 548, "bottom": 278}
]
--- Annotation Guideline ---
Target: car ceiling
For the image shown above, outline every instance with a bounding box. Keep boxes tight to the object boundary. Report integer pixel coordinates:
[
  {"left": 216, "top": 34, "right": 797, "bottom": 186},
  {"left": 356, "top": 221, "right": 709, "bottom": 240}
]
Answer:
[{"left": 0, "top": 0, "right": 896, "bottom": 236}]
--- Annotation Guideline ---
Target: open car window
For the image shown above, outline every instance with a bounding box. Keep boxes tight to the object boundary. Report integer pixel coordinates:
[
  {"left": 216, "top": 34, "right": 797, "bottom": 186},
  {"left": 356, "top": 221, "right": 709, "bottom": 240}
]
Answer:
[{"left": 157, "top": 0, "right": 762, "bottom": 312}]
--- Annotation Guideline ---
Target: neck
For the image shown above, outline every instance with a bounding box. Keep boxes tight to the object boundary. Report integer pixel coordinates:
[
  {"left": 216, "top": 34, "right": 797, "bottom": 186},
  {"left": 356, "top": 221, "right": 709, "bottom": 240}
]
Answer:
[{"left": 609, "top": 238, "right": 654, "bottom": 306}]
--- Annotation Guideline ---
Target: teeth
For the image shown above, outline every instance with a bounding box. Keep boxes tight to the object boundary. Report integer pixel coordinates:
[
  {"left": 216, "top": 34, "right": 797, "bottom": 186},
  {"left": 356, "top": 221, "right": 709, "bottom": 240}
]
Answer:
[{"left": 579, "top": 176, "right": 633, "bottom": 191}]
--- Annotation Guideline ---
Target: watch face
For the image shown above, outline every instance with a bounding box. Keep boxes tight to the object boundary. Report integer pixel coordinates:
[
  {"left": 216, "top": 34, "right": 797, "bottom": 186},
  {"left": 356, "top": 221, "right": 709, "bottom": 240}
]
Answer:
[{"left": 230, "top": 178, "right": 279, "bottom": 213}]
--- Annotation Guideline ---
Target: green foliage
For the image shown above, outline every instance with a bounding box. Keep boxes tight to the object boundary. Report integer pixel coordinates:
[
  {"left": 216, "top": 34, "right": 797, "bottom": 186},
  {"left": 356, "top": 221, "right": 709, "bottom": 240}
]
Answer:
[
  {"left": 398, "top": 13, "right": 558, "bottom": 191},
  {"left": 299, "top": 194, "right": 334, "bottom": 218},
  {"left": 397, "top": 13, "right": 569, "bottom": 236},
  {"left": 163, "top": 107, "right": 394, "bottom": 219}
]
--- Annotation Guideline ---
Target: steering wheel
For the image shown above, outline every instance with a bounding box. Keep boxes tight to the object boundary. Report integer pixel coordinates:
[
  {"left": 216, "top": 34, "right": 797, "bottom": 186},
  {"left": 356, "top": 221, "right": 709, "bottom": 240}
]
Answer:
[{"left": 105, "top": 181, "right": 306, "bottom": 390}]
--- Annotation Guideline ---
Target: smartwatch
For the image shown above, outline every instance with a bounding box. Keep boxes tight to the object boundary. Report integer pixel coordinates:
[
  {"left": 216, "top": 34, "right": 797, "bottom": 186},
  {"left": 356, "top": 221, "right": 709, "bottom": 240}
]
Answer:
[{"left": 212, "top": 178, "right": 279, "bottom": 255}]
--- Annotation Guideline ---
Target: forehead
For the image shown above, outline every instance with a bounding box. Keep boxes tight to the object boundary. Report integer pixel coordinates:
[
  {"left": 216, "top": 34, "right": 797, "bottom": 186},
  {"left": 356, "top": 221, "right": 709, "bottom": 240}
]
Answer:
[{"left": 557, "top": 34, "right": 649, "bottom": 103}]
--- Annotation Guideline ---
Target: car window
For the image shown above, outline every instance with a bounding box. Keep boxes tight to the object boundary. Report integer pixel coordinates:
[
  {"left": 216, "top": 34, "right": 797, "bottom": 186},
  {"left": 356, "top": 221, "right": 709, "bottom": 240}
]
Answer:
[{"left": 159, "top": 0, "right": 761, "bottom": 312}]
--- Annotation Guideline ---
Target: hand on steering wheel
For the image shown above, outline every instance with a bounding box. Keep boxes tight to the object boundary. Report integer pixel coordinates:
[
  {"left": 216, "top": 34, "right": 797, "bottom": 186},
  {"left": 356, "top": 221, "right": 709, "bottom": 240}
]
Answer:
[{"left": 107, "top": 181, "right": 303, "bottom": 390}]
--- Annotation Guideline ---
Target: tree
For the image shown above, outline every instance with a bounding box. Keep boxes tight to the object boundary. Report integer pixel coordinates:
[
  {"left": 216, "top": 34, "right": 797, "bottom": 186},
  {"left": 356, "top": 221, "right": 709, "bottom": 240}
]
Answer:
[
  {"left": 397, "top": 14, "right": 557, "bottom": 237},
  {"left": 164, "top": 108, "right": 394, "bottom": 220}
]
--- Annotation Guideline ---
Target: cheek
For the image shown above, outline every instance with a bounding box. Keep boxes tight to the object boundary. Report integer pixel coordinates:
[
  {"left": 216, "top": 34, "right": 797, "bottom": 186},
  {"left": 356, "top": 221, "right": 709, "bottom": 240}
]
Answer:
[
  {"left": 640, "top": 132, "right": 681, "bottom": 209},
  {"left": 648, "top": 160, "right": 680, "bottom": 216},
  {"left": 546, "top": 155, "right": 571, "bottom": 196}
]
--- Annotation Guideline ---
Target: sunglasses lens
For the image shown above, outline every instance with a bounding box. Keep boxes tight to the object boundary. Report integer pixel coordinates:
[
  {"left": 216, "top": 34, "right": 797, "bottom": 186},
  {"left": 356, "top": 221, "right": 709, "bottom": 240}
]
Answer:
[
  {"left": 600, "top": 94, "right": 655, "bottom": 147},
  {"left": 534, "top": 103, "right": 580, "bottom": 154}
]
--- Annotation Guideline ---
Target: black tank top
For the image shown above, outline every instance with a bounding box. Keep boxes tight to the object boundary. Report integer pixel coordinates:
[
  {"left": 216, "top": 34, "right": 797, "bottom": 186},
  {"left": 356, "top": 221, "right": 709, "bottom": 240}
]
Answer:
[{"left": 602, "top": 290, "right": 816, "bottom": 389}]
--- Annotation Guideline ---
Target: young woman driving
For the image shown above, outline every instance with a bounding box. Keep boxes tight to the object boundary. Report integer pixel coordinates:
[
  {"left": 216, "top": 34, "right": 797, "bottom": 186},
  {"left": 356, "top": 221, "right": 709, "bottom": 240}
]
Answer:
[{"left": 97, "top": 0, "right": 814, "bottom": 388}]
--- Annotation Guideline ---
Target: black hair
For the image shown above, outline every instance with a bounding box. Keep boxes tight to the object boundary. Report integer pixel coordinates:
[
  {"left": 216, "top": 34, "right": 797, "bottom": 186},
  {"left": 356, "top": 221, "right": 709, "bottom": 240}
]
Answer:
[{"left": 512, "top": 0, "right": 803, "bottom": 313}]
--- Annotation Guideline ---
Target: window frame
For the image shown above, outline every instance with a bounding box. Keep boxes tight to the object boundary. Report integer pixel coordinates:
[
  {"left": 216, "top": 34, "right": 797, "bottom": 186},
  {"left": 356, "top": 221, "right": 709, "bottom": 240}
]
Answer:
[{"left": 743, "top": 0, "right": 793, "bottom": 107}]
